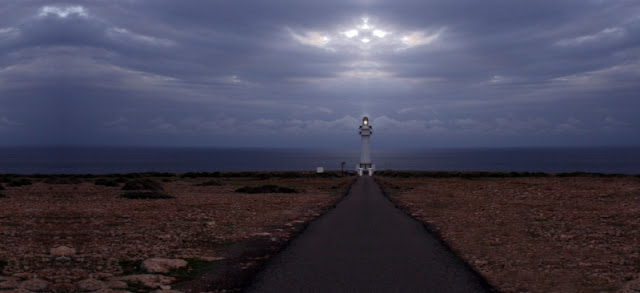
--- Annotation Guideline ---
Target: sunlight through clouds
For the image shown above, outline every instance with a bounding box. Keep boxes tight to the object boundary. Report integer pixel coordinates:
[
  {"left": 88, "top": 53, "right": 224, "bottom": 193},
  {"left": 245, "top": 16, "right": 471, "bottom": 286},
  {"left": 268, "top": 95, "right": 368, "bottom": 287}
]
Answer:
[
  {"left": 372, "top": 29, "right": 389, "bottom": 38},
  {"left": 343, "top": 29, "right": 359, "bottom": 38},
  {"left": 287, "top": 17, "right": 445, "bottom": 81},
  {"left": 289, "top": 17, "right": 444, "bottom": 52},
  {"left": 360, "top": 17, "right": 371, "bottom": 30}
]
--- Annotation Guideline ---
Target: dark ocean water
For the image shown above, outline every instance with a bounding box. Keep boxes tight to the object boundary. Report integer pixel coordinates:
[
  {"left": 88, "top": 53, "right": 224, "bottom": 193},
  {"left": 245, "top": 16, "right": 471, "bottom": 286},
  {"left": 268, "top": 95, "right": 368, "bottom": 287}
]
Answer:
[{"left": 0, "top": 146, "right": 639, "bottom": 175}]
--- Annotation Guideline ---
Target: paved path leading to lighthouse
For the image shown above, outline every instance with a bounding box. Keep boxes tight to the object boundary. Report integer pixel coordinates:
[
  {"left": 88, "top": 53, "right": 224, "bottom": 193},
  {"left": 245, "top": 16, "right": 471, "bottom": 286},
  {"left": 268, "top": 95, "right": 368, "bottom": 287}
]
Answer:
[{"left": 245, "top": 176, "right": 493, "bottom": 293}]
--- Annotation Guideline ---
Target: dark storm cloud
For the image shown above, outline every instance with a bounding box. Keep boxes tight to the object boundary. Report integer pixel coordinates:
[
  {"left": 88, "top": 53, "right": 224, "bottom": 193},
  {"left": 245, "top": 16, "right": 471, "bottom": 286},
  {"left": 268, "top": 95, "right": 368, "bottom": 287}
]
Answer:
[{"left": 1, "top": 0, "right": 639, "bottom": 147}]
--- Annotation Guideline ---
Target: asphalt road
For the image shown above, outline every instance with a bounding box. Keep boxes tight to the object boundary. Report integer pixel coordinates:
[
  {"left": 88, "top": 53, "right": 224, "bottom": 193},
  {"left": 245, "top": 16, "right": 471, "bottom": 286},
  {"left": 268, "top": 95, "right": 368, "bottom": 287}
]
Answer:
[{"left": 245, "top": 176, "right": 492, "bottom": 293}]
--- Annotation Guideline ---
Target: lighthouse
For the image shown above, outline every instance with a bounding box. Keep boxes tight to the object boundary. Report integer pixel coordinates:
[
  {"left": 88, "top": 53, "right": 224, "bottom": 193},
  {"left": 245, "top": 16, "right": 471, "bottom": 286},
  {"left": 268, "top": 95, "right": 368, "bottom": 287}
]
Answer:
[{"left": 357, "top": 116, "right": 375, "bottom": 176}]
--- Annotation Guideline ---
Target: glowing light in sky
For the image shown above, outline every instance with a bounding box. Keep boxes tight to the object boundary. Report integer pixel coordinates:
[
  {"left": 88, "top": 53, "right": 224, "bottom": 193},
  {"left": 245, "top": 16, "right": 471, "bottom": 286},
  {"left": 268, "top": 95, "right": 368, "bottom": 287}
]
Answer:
[
  {"left": 360, "top": 17, "right": 371, "bottom": 30},
  {"left": 372, "top": 29, "right": 388, "bottom": 38},
  {"left": 289, "top": 16, "right": 442, "bottom": 52},
  {"left": 343, "top": 29, "right": 359, "bottom": 38}
]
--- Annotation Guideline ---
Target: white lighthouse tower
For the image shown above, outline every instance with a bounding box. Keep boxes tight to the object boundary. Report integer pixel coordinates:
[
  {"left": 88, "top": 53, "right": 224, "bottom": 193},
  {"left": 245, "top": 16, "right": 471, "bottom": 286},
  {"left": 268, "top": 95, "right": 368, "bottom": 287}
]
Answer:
[{"left": 357, "top": 116, "right": 375, "bottom": 176}]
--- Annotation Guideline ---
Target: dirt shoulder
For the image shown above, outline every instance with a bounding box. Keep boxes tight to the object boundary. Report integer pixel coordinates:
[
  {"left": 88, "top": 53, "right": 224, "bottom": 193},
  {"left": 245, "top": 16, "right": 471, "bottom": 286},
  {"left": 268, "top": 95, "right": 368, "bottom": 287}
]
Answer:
[
  {"left": 376, "top": 172, "right": 640, "bottom": 293},
  {"left": 0, "top": 172, "right": 355, "bottom": 292}
]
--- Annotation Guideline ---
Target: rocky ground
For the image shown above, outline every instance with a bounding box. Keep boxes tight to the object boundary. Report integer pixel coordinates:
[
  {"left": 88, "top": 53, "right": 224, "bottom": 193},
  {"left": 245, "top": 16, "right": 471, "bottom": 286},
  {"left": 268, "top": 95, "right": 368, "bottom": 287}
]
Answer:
[
  {"left": 0, "top": 173, "right": 354, "bottom": 292},
  {"left": 376, "top": 172, "right": 640, "bottom": 293}
]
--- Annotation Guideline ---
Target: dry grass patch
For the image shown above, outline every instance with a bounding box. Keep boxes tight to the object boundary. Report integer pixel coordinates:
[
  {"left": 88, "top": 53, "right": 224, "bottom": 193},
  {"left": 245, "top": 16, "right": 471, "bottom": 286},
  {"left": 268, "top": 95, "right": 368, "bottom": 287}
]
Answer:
[
  {"left": 0, "top": 173, "right": 355, "bottom": 292},
  {"left": 235, "top": 184, "right": 297, "bottom": 194},
  {"left": 120, "top": 191, "right": 174, "bottom": 199},
  {"left": 377, "top": 175, "right": 640, "bottom": 293}
]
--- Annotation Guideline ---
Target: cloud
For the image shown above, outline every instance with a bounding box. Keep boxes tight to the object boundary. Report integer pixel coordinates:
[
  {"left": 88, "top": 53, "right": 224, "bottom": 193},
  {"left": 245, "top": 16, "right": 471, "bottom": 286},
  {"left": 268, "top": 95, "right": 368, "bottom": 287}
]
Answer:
[
  {"left": 556, "top": 27, "right": 625, "bottom": 47},
  {"left": 600, "top": 116, "right": 631, "bottom": 132},
  {"left": 115, "top": 115, "right": 364, "bottom": 137},
  {"left": 372, "top": 116, "right": 447, "bottom": 133},
  {"left": 0, "top": 116, "right": 23, "bottom": 134},
  {"left": 289, "top": 18, "right": 445, "bottom": 55},
  {"left": 104, "top": 117, "right": 127, "bottom": 127},
  {"left": 148, "top": 118, "right": 178, "bottom": 133},
  {"left": 0, "top": 27, "right": 18, "bottom": 39},
  {"left": 603, "top": 116, "right": 629, "bottom": 126},
  {"left": 488, "top": 75, "right": 510, "bottom": 84},
  {"left": 366, "top": 116, "right": 569, "bottom": 136},
  {"left": 554, "top": 123, "right": 578, "bottom": 133},
  {"left": 552, "top": 117, "right": 588, "bottom": 134},
  {"left": 289, "top": 29, "right": 331, "bottom": 49},
  {"left": 179, "top": 117, "right": 239, "bottom": 134},
  {"left": 154, "top": 123, "right": 177, "bottom": 133},
  {"left": 38, "top": 6, "right": 88, "bottom": 18},
  {"left": 492, "top": 117, "right": 552, "bottom": 135},
  {"left": 303, "top": 116, "right": 360, "bottom": 131},
  {"left": 400, "top": 29, "right": 443, "bottom": 47},
  {"left": 551, "top": 62, "right": 640, "bottom": 88},
  {"left": 106, "top": 27, "right": 175, "bottom": 47},
  {"left": 0, "top": 116, "right": 22, "bottom": 126},
  {"left": 1, "top": 1, "right": 640, "bottom": 147},
  {"left": 253, "top": 118, "right": 278, "bottom": 127},
  {"left": 280, "top": 116, "right": 360, "bottom": 134}
]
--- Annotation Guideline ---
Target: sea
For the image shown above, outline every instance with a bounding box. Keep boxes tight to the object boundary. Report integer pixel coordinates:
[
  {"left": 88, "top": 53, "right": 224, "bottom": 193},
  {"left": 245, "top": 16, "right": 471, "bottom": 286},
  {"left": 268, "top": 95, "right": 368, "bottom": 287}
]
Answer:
[{"left": 0, "top": 146, "right": 639, "bottom": 175}]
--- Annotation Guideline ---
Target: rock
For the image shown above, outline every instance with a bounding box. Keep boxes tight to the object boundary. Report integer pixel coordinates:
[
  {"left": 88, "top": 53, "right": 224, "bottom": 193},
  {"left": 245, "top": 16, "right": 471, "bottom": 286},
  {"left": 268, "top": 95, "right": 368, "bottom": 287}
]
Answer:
[
  {"left": 112, "top": 274, "right": 176, "bottom": 289},
  {"left": 92, "top": 273, "right": 114, "bottom": 279},
  {"left": 56, "top": 256, "right": 71, "bottom": 262},
  {"left": 0, "top": 280, "right": 19, "bottom": 289},
  {"left": 628, "top": 279, "right": 640, "bottom": 292},
  {"left": 0, "top": 276, "right": 19, "bottom": 282},
  {"left": 5, "top": 289, "right": 32, "bottom": 293},
  {"left": 141, "top": 258, "right": 188, "bottom": 274},
  {"left": 20, "top": 278, "right": 50, "bottom": 292},
  {"left": 77, "top": 278, "right": 105, "bottom": 292},
  {"left": 50, "top": 246, "right": 76, "bottom": 256},
  {"left": 94, "top": 289, "right": 131, "bottom": 293},
  {"left": 473, "top": 260, "right": 488, "bottom": 266},
  {"left": 12, "top": 273, "right": 32, "bottom": 279},
  {"left": 199, "top": 256, "right": 225, "bottom": 262},
  {"left": 105, "top": 280, "right": 128, "bottom": 289},
  {"left": 559, "top": 234, "right": 574, "bottom": 241}
]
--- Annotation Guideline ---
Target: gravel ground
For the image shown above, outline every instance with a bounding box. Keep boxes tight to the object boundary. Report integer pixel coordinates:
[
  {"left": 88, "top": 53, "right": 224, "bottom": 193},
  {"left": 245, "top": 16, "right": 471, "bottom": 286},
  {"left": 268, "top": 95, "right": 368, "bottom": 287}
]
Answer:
[
  {"left": 376, "top": 174, "right": 640, "bottom": 293},
  {"left": 0, "top": 173, "right": 354, "bottom": 292}
]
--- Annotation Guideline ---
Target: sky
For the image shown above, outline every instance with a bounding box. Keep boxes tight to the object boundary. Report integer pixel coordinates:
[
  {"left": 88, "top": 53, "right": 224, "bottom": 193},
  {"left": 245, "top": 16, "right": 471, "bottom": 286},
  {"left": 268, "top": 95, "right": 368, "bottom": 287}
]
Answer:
[{"left": 1, "top": 1, "right": 639, "bottom": 149}]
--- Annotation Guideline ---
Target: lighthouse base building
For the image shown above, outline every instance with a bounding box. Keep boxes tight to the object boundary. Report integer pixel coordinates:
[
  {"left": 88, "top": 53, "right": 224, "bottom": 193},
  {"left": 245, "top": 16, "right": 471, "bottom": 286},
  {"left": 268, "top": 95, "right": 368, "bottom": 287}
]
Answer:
[{"left": 357, "top": 116, "right": 375, "bottom": 176}]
